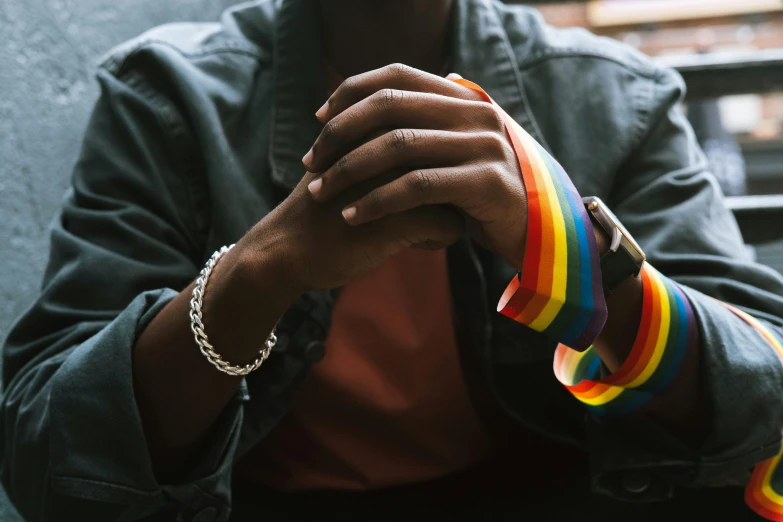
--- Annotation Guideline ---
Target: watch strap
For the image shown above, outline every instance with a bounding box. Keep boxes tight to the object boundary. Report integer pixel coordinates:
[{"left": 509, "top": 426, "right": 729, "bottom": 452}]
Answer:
[{"left": 600, "top": 240, "right": 643, "bottom": 296}]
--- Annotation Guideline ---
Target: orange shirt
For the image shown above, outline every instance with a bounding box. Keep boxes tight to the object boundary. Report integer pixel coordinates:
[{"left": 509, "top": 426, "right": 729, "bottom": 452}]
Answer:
[{"left": 235, "top": 248, "right": 495, "bottom": 490}]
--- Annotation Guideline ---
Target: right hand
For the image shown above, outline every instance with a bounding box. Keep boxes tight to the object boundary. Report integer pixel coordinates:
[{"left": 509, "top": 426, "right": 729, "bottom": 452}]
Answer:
[{"left": 238, "top": 168, "right": 466, "bottom": 295}]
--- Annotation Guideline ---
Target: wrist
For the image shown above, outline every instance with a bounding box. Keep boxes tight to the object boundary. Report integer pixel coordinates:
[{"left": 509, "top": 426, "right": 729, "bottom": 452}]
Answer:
[
  {"left": 593, "top": 272, "right": 644, "bottom": 372},
  {"left": 231, "top": 236, "right": 305, "bottom": 312},
  {"left": 196, "top": 236, "right": 302, "bottom": 366}
]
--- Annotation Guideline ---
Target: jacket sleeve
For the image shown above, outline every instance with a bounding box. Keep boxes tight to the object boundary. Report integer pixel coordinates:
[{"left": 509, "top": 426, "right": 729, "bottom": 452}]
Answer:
[
  {"left": 0, "top": 66, "right": 244, "bottom": 522},
  {"left": 588, "top": 66, "right": 783, "bottom": 496}
]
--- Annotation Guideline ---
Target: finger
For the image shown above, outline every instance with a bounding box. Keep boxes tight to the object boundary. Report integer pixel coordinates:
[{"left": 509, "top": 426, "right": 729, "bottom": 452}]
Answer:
[
  {"left": 373, "top": 204, "right": 466, "bottom": 252},
  {"left": 308, "top": 129, "right": 512, "bottom": 201},
  {"left": 315, "top": 63, "right": 484, "bottom": 123},
  {"left": 305, "top": 89, "right": 504, "bottom": 173},
  {"left": 341, "top": 164, "right": 509, "bottom": 225}
]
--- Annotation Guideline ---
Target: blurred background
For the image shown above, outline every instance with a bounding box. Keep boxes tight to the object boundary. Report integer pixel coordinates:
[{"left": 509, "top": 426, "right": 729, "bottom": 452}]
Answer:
[
  {"left": 529, "top": 0, "right": 783, "bottom": 274},
  {"left": 2, "top": 0, "right": 783, "bottom": 349}
]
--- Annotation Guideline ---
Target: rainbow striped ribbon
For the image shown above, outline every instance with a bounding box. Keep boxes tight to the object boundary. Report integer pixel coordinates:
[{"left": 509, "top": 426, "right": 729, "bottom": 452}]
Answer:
[
  {"left": 552, "top": 266, "right": 783, "bottom": 520},
  {"left": 722, "top": 303, "right": 783, "bottom": 521},
  {"left": 552, "top": 263, "right": 697, "bottom": 415},
  {"left": 456, "top": 78, "right": 783, "bottom": 520},
  {"left": 453, "top": 79, "right": 607, "bottom": 352}
]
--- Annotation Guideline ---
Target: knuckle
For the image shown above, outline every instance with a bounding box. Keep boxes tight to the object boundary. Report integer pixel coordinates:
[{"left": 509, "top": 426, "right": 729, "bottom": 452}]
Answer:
[
  {"left": 383, "top": 88, "right": 397, "bottom": 107},
  {"left": 468, "top": 162, "right": 504, "bottom": 199},
  {"left": 484, "top": 162, "right": 512, "bottom": 196},
  {"left": 333, "top": 154, "right": 351, "bottom": 176},
  {"left": 339, "top": 76, "right": 359, "bottom": 96},
  {"left": 487, "top": 162, "right": 508, "bottom": 187},
  {"left": 384, "top": 63, "right": 426, "bottom": 82},
  {"left": 321, "top": 119, "right": 339, "bottom": 144},
  {"left": 364, "top": 187, "right": 384, "bottom": 210},
  {"left": 479, "top": 131, "right": 510, "bottom": 157},
  {"left": 390, "top": 128, "right": 417, "bottom": 155},
  {"left": 375, "top": 88, "right": 403, "bottom": 109},
  {"left": 387, "top": 62, "right": 411, "bottom": 77},
  {"left": 408, "top": 169, "right": 439, "bottom": 197},
  {"left": 472, "top": 102, "right": 503, "bottom": 130}
]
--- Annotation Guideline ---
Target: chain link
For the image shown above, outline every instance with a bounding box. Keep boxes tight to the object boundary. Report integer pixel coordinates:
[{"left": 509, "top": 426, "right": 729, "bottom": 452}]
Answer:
[{"left": 189, "top": 244, "right": 277, "bottom": 376}]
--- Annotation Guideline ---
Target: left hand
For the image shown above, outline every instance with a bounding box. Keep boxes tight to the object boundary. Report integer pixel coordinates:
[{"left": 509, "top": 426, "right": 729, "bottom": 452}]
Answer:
[{"left": 302, "top": 63, "right": 528, "bottom": 268}]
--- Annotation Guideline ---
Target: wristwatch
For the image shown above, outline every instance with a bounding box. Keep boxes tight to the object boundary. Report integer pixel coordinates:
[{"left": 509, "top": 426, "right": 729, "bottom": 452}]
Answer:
[{"left": 583, "top": 196, "right": 646, "bottom": 296}]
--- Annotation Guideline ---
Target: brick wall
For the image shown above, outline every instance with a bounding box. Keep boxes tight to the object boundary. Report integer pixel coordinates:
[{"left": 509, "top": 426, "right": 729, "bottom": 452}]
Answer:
[{"left": 534, "top": 2, "right": 783, "bottom": 143}]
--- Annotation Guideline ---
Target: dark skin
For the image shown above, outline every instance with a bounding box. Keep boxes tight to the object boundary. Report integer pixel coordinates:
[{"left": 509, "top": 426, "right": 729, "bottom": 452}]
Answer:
[
  {"left": 306, "top": 67, "right": 646, "bottom": 368},
  {"left": 305, "top": 63, "right": 703, "bottom": 439},
  {"left": 132, "top": 0, "right": 703, "bottom": 480}
]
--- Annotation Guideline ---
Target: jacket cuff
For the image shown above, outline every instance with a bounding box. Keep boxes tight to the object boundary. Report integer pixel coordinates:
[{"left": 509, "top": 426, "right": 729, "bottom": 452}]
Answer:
[
  {"left": 49, "top": 289, "right": 244, "bottom": 520},
  {"left": 586, "top": 285, "right": 783, "bottom": 499},
  {"left": 680, "top": 285, "right": 783, "bottom": 478}
]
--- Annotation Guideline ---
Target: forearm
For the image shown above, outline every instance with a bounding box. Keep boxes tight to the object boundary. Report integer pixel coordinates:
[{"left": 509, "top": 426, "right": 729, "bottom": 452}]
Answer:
[
  {"left": 132, "top": 233, "right": 300, "bottom": 478},
  {"left": 592, "top": 269, "right": 705, "bottom": 443},
  {"left": 587, "top": 221, "right": 704, "bottom": 443}
]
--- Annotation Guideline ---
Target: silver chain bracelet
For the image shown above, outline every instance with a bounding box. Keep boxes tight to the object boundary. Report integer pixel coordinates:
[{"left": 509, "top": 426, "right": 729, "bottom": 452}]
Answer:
[{"left": 189, "top": 244, "right": 277, "bottom": 376}]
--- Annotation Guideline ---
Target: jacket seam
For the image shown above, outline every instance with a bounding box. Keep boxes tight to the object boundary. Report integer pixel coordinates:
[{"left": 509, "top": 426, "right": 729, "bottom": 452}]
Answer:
[
  {"left": 629, "top": 69, "right": 659, "bottom": 152},
  {"left": 104, "top": 39, "right": 267, "bottom": 79},
  {"left": 700, "top": 437, "right": 783, "bottom": 467},
  {"left": 50, "top": 474, "right": 160, "bottom": 499},
  {"left": 119, "top": 71, "right": 209, "bottom": 260},
  {"left": 518, "top": 47, "right": 658, "bottom": 79},
  {"left": 490, "top": 3, "right": 550, "bottom": 151},
  {"left": 597, "top": 437, "right": 782, "bottom": 476},
  {"left": 514, "top": 48, "right": 662, "bottom": 158}
]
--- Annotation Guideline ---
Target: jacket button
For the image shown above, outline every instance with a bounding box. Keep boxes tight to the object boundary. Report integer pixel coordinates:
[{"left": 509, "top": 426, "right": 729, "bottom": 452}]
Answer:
[
  {"left": 192, "top": 506, "right": 217, "bottom": 522},
  {"left": 271, "top": 333, "right": 289, "bottom": 353},
  {"left": 305, "top": 341, "right": 325, "bottom": 363},
  {"left": 621, "top": 470, "right": 652, "bottom": 494}
]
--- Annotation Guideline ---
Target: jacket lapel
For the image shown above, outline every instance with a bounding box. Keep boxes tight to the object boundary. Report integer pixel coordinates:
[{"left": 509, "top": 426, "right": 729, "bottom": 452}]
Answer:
[
  {"left": 268, "top": 0, "right": 549, "bottom": 193},
  {"left": 269, "top": 0, "right": 327, "bottom": 190},
  {"left": 451, "top": 0, "right": 550, "bottom": 151}
]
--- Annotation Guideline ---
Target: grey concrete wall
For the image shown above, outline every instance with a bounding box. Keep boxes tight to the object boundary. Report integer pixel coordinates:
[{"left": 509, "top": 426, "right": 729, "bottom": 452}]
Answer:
[{"left": 0, "top": 0, "right": 240, "bottom": 348}]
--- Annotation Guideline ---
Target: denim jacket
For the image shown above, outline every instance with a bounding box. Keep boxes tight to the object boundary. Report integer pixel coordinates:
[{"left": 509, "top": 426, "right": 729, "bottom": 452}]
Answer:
[{"left": 3, "top": 0, "right": 783, "bottom": 520}]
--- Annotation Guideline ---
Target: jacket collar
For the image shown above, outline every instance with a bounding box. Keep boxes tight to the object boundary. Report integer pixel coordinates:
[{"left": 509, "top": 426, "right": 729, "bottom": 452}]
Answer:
[{"left": 269, "top": 0, "right": 544, "bottom": 190}]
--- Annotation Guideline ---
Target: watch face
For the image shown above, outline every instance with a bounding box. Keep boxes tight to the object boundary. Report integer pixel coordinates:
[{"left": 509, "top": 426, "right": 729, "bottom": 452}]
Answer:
[{"left": 588, "top": 197, "right": 646, "bottom": 262}]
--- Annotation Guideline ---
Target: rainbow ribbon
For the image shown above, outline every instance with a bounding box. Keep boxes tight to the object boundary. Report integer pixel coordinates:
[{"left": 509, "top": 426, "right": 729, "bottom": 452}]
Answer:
[
  {"left": 453, "top": 79, "right": 607, "bottom": 352},
  {"left": 552, "top": 263, "right": 696, "bottom": 416},
  {"left": 552, "top": 266, "right": 783, "bottom": 520},
  {"left": 723, "top": 304, "right": 783, "bottom": 521},
  {"left": 457, "top": 78, "right": 783, "bottom": 520}
]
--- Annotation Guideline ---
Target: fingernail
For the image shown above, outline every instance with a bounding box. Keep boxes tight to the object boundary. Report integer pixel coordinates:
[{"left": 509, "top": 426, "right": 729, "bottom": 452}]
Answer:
[
  {"left": 308, "top": 178, "right": 322, "bottom": 196},
  {"left": 315, "top": 100, "right": 329, "bottom": 120},
  {"left": 342, "top": 206, "right": 357, "bottom": 222},
  {"left": 302, "top": 148, "right": 313, "bottom": 167}
]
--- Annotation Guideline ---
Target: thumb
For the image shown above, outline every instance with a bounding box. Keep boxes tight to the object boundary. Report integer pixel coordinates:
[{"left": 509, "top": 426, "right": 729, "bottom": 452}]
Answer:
[{"left": 445, "top": 72, "right": 463, "bottom": 81}]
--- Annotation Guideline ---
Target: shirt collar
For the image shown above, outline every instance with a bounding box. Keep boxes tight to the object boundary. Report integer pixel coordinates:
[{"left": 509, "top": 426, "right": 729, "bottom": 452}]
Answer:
[{"left": 269, "top": 0, "right": 544, "bottom": 190}]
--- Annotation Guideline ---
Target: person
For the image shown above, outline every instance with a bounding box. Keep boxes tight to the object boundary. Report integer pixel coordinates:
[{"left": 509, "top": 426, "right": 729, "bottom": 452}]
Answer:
[{"left": 2, "top": 0, "right": 783, "bottom": 520}]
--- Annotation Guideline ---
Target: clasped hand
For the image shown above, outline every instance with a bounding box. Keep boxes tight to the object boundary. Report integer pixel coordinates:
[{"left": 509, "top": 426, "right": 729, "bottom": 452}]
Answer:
[
  {"left": 305, "top": 64, "right": 528, "bottom": 268},
  {"left": 254, "top": 64, "right": 528, "bottom": 294},
  {"left": 303, "top": 65, "right": 527, "bottom": 266}
]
